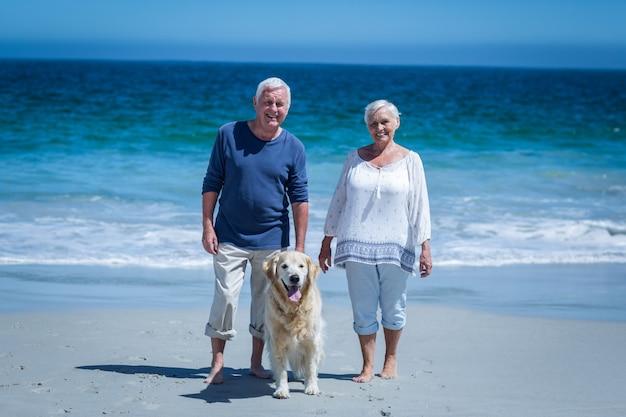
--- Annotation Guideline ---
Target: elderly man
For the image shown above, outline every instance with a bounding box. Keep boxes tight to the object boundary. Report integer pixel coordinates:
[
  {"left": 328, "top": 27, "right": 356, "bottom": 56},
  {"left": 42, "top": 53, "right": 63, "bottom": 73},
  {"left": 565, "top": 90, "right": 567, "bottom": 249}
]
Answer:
[{"left": 201, "top": 77, "right": 309, "bottom": 384}]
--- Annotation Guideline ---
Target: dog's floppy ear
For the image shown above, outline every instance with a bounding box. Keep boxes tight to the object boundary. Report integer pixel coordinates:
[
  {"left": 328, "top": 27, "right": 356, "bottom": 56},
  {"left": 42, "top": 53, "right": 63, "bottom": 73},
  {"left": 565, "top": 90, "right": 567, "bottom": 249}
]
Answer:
[
  {"left": 306, "top": 254, "right": 320, "bottom": 282},
  {"left": 263, "top": 253, "right": 280, "bottom": 281}
]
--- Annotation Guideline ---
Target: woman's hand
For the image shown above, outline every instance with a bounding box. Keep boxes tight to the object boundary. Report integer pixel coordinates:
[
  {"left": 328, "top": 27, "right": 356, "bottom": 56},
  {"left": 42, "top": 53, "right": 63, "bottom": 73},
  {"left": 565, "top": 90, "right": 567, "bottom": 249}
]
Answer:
[
  {"left": 419, "top": 240, "right": 432, "bottom": 278},
  {"left": 318, "top": 236, "right": 334, "bottom": 273}
]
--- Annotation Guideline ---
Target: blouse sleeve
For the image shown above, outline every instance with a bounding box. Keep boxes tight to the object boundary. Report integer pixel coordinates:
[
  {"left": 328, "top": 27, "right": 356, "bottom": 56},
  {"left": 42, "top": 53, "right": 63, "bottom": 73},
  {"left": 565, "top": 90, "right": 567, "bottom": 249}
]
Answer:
[
  {"left": 323, "top": 150, "right": 357, "bottom": 236},
  {"left": 408, "top": 152, "right": 431, "bottom": 246}
]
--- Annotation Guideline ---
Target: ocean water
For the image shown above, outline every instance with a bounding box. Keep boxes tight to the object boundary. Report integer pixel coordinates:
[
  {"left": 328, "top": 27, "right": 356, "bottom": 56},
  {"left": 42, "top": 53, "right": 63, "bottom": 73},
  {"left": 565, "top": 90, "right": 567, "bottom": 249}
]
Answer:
[{"left": 1, "top": 60, "right": 625, "bottom": 319}]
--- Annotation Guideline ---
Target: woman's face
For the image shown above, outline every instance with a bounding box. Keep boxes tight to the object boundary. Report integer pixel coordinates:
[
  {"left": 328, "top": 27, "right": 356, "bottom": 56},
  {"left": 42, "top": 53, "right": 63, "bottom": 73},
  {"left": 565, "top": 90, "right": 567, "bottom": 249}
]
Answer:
[{"left": 367, "top": 107, "right": 400, "bottom": 144}]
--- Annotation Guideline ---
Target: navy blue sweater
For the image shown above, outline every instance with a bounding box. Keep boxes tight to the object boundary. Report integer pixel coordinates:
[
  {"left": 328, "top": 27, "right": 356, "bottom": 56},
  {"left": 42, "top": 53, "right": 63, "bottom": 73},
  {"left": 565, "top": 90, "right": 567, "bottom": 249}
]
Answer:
[{"left": 202, "top": 121, "right": 308, "bottom": 249}]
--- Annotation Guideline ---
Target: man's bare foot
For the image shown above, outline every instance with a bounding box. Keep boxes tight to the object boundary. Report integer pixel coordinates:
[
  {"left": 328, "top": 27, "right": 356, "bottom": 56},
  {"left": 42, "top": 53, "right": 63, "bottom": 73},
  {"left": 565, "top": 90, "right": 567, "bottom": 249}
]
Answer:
[
  {"left": 249, "top": 365, "right": 272, "bottom": 379},
  {"left": 204, "top": 356, "right": 224, "bottom": 385},
  {"left": 352, "top": 370, "right": 374, "bottom": 383},
  {"left": 203, "top": 367, "right": 224, "bottom": 385}
]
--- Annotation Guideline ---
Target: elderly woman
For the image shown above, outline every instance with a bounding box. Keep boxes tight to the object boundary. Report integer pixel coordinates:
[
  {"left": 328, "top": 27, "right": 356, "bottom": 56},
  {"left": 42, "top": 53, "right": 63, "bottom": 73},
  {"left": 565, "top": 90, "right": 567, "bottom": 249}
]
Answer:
[{"left": 318, "top": 99, "right": 432, "bottom": 383}]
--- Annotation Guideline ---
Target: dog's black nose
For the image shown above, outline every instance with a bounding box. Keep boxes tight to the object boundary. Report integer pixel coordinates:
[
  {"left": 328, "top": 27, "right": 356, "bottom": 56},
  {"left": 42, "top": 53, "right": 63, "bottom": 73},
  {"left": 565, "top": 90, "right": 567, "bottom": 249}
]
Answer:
[{"left": 289, "top": 275, "right": 300, "bottom": 284}]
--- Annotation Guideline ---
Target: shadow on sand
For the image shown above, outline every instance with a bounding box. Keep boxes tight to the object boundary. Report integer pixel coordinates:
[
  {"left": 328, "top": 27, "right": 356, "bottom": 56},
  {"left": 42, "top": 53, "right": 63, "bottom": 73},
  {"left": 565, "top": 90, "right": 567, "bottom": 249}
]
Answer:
[{"left": 77, "top": 364, "right": 354, "bottom": 403}]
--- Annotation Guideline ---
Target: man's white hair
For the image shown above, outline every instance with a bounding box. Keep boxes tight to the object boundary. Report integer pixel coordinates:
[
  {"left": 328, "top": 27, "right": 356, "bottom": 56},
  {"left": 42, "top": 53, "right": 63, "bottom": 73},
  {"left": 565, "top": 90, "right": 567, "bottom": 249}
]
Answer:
[{"left": 256, "top": 77, "right": 291, "bottom": 108}]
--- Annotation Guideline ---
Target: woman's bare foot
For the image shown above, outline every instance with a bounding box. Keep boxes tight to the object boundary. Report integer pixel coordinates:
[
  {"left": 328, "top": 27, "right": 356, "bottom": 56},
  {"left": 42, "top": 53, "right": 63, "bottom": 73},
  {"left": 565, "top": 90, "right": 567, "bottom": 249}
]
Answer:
[
  {"left": 249, "top": 365, "right": 272, "bottom": 379},
  {"left": 352, "top": 368, "right": 374, "bottom": 383},
  {"left": 379, "top": 356, "right": 398, "bottom": 379}
]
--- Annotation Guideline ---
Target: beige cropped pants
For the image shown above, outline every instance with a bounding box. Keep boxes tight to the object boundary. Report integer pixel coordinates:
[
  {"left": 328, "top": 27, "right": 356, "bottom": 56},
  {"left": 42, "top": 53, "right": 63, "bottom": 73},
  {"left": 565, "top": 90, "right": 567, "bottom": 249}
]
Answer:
[{"left": 204, "top": 243, "right": 284, "bottom": 340}]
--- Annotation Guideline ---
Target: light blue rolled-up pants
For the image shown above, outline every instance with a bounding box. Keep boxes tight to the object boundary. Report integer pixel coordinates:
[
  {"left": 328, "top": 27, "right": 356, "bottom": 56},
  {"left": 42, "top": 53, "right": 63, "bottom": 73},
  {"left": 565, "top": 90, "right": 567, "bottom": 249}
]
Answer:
[{"left": 344, "top": 261, "right": 409, "bottom": 335}]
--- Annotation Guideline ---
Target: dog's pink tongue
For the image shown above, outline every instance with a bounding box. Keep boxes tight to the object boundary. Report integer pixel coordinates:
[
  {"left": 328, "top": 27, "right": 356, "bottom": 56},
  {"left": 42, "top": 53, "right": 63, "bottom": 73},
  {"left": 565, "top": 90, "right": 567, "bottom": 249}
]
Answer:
[{"left": 288, "top": 285, "right": 302, "bottom": 302}]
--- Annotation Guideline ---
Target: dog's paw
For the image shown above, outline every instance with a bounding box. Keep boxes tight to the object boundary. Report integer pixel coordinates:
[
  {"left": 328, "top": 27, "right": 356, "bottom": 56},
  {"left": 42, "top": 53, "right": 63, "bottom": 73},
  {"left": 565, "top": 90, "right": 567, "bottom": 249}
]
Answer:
[
  {"left": 273, "top": 387, "right": 290, "bottom": 399},
  {"left": 304, "top": 384, "right": 320, "bottom": 396}
]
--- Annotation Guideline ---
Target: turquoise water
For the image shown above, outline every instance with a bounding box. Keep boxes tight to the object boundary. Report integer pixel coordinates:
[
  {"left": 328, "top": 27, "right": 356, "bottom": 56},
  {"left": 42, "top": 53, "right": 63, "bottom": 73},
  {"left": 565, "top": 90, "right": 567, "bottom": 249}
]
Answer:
[{"left": 1, "top": 60, "right": 625, "bottom": 318}]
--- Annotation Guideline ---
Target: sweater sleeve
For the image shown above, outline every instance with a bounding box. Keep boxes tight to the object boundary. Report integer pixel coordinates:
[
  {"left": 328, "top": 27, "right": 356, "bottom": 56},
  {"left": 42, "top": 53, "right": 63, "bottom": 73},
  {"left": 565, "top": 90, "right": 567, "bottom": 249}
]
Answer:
[
  {"left": 285, "top": 137, "right": 309, "bottom": 203},
  {"left": 408, "top": 152, "right": 431, "bottom": 246},
  {"left": 202, "top": 125, "right": 227, "bottom": 194}
]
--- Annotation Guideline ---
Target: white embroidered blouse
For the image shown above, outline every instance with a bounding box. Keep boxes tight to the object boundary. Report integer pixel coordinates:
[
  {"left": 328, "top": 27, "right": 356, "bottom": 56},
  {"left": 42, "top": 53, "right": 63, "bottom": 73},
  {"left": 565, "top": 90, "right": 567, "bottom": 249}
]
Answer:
[{"left": 323, "top": 149, "right": 431, "bottom": 274}]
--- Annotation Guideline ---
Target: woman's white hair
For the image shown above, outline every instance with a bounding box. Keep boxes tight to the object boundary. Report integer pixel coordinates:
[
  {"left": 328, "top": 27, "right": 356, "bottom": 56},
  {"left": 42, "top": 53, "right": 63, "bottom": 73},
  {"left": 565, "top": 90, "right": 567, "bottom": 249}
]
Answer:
[
  {"left": 364, "top": 99, "right": 401, "bottom": 124},
  {"left": 256, "top": 77, "right": 291, "bottom": 108}
]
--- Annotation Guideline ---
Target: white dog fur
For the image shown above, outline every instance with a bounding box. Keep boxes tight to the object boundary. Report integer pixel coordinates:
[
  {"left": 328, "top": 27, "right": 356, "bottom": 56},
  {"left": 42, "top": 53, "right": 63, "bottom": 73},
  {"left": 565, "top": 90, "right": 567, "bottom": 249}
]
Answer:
[{"left": 263, "top": 251, "right": 324, "bottom": 399}]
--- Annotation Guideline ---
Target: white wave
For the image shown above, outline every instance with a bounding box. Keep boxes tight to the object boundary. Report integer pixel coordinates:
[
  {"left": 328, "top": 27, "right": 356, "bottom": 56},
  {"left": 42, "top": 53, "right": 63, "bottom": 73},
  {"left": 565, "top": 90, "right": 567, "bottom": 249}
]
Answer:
[
  {"left": 1, "top": 207, "right": 625, "bottom": 269},
  {"left": 433, "top": 217, "right": 626, "bottom": 266}
]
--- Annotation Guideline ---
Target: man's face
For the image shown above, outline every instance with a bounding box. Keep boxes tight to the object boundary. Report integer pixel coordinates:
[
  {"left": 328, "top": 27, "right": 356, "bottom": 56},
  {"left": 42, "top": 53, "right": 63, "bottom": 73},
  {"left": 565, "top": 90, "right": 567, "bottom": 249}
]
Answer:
[{"left": 254, "top": 87, "right": 289, "bottom": 129}]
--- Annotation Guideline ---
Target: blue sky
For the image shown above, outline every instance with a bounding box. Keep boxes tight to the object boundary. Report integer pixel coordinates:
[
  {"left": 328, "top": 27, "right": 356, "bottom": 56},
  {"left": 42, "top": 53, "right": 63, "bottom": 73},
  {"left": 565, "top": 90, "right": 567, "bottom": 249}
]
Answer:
[{"left": 1, "top": 0, "right": 625, "bottom": 68}]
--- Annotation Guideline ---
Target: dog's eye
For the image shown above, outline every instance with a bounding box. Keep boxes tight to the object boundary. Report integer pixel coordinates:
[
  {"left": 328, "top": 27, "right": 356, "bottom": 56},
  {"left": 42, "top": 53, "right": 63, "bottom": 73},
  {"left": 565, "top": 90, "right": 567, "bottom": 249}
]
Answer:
[
  {"left": 280, "top": 264, "right": 288, "bottom": 269},
  {"left": 298, "top": 264, "right": 305, "bottom": 269}
]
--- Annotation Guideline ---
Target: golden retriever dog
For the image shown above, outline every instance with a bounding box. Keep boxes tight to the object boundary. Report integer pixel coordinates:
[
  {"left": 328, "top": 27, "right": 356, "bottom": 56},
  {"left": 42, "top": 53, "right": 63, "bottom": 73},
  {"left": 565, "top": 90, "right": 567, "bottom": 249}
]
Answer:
[{"left": 263, "top": 251, "right": 324, "bottom": 399}]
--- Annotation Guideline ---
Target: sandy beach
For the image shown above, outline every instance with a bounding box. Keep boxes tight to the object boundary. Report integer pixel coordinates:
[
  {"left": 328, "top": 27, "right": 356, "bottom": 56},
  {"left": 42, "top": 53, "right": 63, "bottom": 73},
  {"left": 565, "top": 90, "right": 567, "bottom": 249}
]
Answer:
[{"left": 2, "top": 298, "right": 626, "bottom": 416}]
